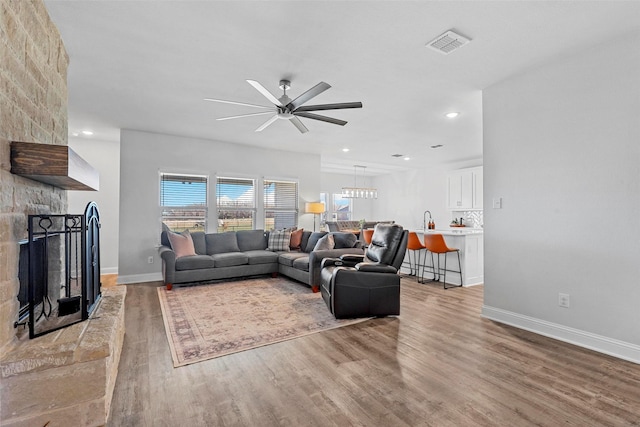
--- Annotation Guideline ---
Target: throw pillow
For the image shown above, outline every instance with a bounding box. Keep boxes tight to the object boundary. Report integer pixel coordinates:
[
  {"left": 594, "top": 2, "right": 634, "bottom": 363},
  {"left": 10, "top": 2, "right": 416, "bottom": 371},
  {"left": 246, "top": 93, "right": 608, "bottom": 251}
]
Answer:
[
  {"left": 304, "top": 231, "right": 327, "bottom": 253},
  {"left": 167, "top": 230, "right": 196, "bottom": 258},
  {"left": 289, "top": 228, "right": 304, "bottom": 250},
  {"left": 332, "top": 232, "right": 358, "bottom": 249},
  {"left": 313, "top": 233, "right": 335, "bottom": 251},
  {"left": 267, "top": 230, "right": 292, "bottom": 252}
]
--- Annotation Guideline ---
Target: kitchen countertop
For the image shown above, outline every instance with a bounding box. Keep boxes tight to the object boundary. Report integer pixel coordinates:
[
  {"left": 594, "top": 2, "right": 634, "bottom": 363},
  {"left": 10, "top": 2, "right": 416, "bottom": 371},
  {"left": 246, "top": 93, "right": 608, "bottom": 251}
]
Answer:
[{"left": 411, "top": 228, "right": 484, "bottom": 236}]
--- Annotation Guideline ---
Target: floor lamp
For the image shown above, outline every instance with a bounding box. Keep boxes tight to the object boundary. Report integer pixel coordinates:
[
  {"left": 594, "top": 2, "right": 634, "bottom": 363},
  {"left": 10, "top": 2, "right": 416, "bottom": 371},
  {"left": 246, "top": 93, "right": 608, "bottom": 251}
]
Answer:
[{"left": 305, "top": 202, "right": 325, "bottom": 232}]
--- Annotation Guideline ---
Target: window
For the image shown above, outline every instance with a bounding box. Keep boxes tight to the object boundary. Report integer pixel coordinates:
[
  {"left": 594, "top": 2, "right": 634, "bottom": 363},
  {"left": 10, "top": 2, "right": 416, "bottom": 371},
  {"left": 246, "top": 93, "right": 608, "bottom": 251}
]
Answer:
[
  {"left": 160, "top": 173, "right": 207, "bottom": 232},
  {"left": 216, "top": 177, "right": 255, "bottom": 232},
  {"left": 264, "top": 179, "right": 298, "bottom": 230},
  {"left": 333, "top": 193, "right": 351, "bottom": 220},
  {"left": 320, "top": 192, "right": 328, "bottom": 225}
]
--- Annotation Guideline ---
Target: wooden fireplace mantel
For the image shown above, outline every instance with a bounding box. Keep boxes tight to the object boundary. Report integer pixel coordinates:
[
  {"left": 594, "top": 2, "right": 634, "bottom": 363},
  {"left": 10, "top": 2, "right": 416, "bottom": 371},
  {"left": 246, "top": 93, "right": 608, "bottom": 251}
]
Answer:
[{"left": 10, "top": 141, "right": 99, "bottom": 191}]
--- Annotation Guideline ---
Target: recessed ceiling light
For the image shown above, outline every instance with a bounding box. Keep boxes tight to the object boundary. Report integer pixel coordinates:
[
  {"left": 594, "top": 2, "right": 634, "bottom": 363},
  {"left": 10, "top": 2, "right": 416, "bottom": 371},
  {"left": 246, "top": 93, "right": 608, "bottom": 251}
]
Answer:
[
  {"left": 445, "top": 112, "right": 459, "bottom": 118},
  {"left": 342, "top": 148, "right": 350, "bottom": 152},
  {"left": 431, "top": 144, "right": 443, "bottom": 149},
  {"left": 404, "top": 157, "right": 411, "bottom": 161},
  {"left": 81, "top": 130, "right": 94, "bottom": 136},
  {"left": 71, "top": 132, "right": 79, "bottom": 137}
]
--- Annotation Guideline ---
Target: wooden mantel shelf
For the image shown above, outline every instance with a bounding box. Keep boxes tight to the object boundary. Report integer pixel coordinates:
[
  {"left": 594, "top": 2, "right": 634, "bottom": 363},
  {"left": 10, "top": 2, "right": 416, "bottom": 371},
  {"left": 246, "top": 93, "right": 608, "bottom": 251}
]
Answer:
[{"left": 10, "top": 141, "right": 99, "bottom": 191}]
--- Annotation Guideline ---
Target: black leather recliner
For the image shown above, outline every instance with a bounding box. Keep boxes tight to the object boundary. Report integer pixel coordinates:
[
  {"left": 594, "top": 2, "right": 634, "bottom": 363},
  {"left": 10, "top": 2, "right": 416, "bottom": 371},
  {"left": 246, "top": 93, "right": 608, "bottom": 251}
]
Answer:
[{"left": 320, "top": 224, "right": 409, "bottom": 318}]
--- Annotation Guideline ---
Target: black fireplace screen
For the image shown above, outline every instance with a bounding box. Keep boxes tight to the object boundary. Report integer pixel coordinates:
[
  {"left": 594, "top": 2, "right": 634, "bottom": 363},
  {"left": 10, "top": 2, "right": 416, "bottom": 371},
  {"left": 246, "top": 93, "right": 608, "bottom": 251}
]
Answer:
[{"left": 18, "top": 202, "right": 102, "bottom": 338}]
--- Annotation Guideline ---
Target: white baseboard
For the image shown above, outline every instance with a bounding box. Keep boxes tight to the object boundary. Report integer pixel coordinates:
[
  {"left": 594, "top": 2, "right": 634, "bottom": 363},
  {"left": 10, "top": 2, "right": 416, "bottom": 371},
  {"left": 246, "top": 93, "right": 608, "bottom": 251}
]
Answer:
[
  {"left": 482, "top": 305, "right": 640, "bottom": 365},
  {"left": 117, "top": 272, "right": 162, "bottom": 285},
  {"left": 101, "top": 267, "right": 118, "bottom": 275}
]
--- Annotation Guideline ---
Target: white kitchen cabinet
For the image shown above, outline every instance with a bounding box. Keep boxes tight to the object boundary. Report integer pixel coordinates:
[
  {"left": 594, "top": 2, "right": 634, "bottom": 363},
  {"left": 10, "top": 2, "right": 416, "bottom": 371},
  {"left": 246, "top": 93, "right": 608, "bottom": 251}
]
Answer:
[
  {"left": 472, "top": 167, "right": 483, "bottom": 209},
  {"left": 448, "top": 167, "right": 482, "bottom": 210}
]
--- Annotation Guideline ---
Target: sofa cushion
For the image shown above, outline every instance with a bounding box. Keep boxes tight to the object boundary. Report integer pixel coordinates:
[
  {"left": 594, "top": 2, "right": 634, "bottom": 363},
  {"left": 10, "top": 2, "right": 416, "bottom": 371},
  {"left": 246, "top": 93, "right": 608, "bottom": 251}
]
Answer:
[
  {"left": 211, "top": 252, "right": 248, "bottom": 268},
  {"left": 300, "top": 231, "right": 311, "bottom": 250},
  {"left": 331, "top": 232, "right": 358, "bottom": 249},
  {"left": 289, "top": 228, "right": 304, "bottom": 250},
  {"left": 167, "top": 230, "right": 197, "bottom": 258},
  {"left": 160, "top": 230, "right": 171, "bottom": 247},
  {"left": 206, "top": 232, "right": 240, "bottom": 255},
  {"left": 190, "top": 231, "right": 207, "bottom": 255},
  {"left": 245, "top": 250, "right": 279, "bottom": 265},
  {"left": 292, "top": 257, "right": 310, "bottom": 272},
  {"left": 237, "top": 229, "right": 268, "bottom": 251},
  {"left": 267, "top": 230, "right": 291, "bottom": 252},
  {"left": 304, "top": 231, "right": 327, "bottom": 253},
  {"left": 175, "top": 255, "right": 215, "bottom": 271},
  {"left": 313, "top": 233, "right": 335, "bottom": 251},
  {"left": 277, "top": 252, "right": 309, "bottom": 267}
]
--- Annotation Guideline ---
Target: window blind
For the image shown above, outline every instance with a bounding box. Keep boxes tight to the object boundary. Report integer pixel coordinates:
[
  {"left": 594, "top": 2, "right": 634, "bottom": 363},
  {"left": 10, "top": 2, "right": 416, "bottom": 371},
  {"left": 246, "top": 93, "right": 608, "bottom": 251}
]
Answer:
[
  {"left": 160, "top": 173, "right": 207, "bottom": 232},
  {"left": 216, "top": 177, "right": 255, "bottom": 232},
  {"left": 264, "top": 179, "right": 298, "bottom": 230}
]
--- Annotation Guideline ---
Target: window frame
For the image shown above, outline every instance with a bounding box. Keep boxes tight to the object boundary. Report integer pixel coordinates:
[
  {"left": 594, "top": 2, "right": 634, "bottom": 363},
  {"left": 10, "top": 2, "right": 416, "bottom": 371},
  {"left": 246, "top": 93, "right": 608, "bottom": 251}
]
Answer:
[
  {"left": 332, "top": 193, "right": 352, "bottom": 221},
  {"left": 263, "top": 178, "right": 299, "bottom": 231},
  {"left": 216, "top": 176, "right": 256, "bottom": 232},
  {"left": 159, "top": 172, "right": 208, "bottom": 233}
]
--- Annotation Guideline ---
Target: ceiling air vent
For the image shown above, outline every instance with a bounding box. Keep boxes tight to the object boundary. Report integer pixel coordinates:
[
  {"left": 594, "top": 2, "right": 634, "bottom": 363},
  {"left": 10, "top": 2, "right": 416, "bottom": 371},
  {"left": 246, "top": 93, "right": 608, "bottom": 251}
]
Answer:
[{"left": 426, "top": 30, "right": 470, "bottom": 55}]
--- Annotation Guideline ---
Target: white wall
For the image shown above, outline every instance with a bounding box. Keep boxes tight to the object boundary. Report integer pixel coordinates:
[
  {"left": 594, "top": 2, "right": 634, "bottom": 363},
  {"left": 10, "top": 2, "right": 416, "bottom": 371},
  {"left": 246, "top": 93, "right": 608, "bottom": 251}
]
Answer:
[
  {"left": 118, "top": 129, "right": 321, "bottom": 284},
  {"left": 68, "top": 137, "right": 120, "bottom": 275},
  {"left": 370, "top": 159, "right": 482, "bottom": 232},
  {"left": 320, "top": 172, "right": 374, "bottom": 221},
  {"left": 482, "top": 32, "right": 640, "bottom": 362}
]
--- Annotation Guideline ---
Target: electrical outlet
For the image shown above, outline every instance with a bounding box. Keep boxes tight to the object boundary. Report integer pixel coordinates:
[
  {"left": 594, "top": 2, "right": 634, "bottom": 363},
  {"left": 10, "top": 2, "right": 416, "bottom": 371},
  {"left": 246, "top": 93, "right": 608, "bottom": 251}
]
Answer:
[
  {"left": 558, "top": 293, "right": 570, "bottom": 308},
  {"left": 147, "top": 256, "right": 154, "bottom": 264}
]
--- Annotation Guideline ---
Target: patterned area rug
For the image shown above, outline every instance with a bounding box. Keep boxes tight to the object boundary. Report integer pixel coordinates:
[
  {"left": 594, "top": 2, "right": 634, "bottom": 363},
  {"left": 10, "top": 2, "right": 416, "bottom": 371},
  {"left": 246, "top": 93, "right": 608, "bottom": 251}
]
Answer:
[{"left": 157, "top": 277, "right": 368, "bottom": 367}]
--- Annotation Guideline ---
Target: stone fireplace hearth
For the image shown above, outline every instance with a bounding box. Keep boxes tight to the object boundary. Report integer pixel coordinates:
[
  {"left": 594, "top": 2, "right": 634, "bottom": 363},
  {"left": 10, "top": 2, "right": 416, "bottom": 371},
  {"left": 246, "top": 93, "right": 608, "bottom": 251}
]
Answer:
[{"left": 0, "top": 287, "right": 126, "bottom": 426}]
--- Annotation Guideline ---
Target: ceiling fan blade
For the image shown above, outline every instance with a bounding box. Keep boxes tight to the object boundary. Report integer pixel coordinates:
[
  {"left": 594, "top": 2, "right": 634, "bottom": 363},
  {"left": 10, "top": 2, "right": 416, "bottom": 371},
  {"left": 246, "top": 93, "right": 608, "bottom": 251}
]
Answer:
[
  {"left": 247, "top": 80, "right": 282, "bottom": 106},
  {"left": 204, "top": 98, "right": 273, "bottom": 109},
  {"left": 216, "top": 111, "right": 276, "bottom": 121},
  {"left": 294, "top": 102, "right": 363, "bottom": 112},
  {"left": 294, "top": 111, "right": 347, "bottom": 126},
  {"left": 255, "top": 114, "right": 279, "bottom": 132},
  {"left": 289, "top": 117, "right": 309, "bottom": 134},
  {"left": 287, "top": 82, "right": 331, "bottom": 110}
]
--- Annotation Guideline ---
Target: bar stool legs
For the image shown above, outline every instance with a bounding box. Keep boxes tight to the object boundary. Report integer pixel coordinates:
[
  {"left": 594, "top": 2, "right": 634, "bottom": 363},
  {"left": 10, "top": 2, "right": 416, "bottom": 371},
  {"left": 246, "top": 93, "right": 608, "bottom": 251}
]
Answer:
[
  {"left": 421, "top": 233, "right": 463, "bottom": 289},
  {"left": 406, "top": 232, "right": 426, "bottom": 280}
]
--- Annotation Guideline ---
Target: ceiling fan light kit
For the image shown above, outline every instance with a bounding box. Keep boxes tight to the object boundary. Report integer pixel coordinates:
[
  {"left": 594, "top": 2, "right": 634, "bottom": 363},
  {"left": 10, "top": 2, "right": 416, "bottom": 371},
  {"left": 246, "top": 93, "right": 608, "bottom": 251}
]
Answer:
[{"left": 205, "top": 79, "right": 362, "bottom": 133}]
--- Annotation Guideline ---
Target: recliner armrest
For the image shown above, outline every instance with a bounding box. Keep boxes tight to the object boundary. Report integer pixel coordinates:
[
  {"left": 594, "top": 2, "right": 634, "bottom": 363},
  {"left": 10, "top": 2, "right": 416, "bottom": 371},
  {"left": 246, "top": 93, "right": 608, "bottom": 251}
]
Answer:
[
  {"left": 321, "top": 257, "right": 341, "bottom": 269},
  {"left": 340, "top": 254, "right": 365, "bottom": 263},
  {"left": 355, "top": 263, "right": 398, "bottom": 274}
]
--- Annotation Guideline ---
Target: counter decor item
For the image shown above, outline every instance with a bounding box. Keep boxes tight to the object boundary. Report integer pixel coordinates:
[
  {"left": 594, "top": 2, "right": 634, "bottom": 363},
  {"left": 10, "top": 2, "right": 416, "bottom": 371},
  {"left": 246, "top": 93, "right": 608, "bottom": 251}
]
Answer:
[{"left": 450, "top": 218, "right": 466, "bottom": 227}]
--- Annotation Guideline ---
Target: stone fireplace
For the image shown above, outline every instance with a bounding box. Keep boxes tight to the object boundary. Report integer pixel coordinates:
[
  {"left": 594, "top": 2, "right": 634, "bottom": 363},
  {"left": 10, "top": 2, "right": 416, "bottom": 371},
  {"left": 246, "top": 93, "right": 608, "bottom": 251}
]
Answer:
[{"left": 0, "top": 2, "right": 124, "bottom": 425}]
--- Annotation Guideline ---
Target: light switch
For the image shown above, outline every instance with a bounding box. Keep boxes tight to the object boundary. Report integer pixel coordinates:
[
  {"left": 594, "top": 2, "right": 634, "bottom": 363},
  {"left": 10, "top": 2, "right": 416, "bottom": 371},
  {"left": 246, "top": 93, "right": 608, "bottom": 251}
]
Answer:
[{"left": 492, "top": 197, "right": 502, "bottom": 209}]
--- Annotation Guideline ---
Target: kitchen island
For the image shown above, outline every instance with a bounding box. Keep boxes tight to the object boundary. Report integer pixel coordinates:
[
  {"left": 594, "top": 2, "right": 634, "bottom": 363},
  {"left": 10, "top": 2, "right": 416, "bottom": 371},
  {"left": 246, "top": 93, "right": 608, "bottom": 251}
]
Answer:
[{"left": 404, "top": 229, "right": 484, "bottom": 286}]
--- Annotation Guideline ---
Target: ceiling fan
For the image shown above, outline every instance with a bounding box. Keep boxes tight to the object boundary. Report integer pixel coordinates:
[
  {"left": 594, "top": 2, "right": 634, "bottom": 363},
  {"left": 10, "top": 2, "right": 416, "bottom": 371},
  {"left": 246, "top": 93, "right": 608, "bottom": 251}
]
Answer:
[{"left": 204, "top": 79, "right": 362, "bottom": 134}]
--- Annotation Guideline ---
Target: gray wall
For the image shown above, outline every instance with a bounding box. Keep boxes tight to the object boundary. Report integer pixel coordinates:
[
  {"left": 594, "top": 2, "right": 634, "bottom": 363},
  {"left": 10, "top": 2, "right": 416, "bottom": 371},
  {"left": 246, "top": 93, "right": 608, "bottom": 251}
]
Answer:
[
  {"left": 482, "top": 32, "right": 640, "bottom": 362},
  {"left": 118, "top": 129, "right": 321, "bottom": 284},
  {"left": 68, "top": 137, "right": 120, "bottom": 275}
]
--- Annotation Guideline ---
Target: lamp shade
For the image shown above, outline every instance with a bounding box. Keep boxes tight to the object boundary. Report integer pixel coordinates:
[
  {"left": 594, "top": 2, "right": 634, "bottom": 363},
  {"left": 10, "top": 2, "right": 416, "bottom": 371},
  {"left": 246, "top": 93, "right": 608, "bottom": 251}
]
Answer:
[{"left": 305, "top": 202, "right": 325, "bottom": 214}]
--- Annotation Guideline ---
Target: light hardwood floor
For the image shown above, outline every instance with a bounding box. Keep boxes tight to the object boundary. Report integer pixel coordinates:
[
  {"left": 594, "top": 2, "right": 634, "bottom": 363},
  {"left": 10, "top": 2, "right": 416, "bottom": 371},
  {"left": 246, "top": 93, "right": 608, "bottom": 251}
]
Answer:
[{"left": 108, "top": 278, "right": 640, "bottom": 426}]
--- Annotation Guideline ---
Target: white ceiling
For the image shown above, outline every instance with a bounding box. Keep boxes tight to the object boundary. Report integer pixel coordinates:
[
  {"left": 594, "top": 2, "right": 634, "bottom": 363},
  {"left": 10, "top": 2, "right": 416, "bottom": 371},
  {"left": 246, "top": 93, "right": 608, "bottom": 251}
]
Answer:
[{"left": 44, "top": 1, "right": 640, "bottom": 175}]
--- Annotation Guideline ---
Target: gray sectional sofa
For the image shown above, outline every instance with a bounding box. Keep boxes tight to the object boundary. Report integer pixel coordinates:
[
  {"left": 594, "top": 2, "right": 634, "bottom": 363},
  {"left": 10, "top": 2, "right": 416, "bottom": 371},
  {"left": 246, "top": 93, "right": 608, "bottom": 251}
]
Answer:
[{"left": 158, "top": 229, "right": 364, "bottom": 292}]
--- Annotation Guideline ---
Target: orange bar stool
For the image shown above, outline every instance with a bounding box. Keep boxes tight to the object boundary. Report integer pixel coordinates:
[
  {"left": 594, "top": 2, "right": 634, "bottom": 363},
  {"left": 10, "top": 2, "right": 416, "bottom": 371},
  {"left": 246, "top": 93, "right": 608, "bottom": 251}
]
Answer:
[
  {"left": 405, "top": 232, "right": 426, "bottom": 278},
  {"left": 362, "top": 228, "right": 375, "bottom": 247},
  {"left": 421, "top": 233, "right": 463, "bottom": 289}
]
